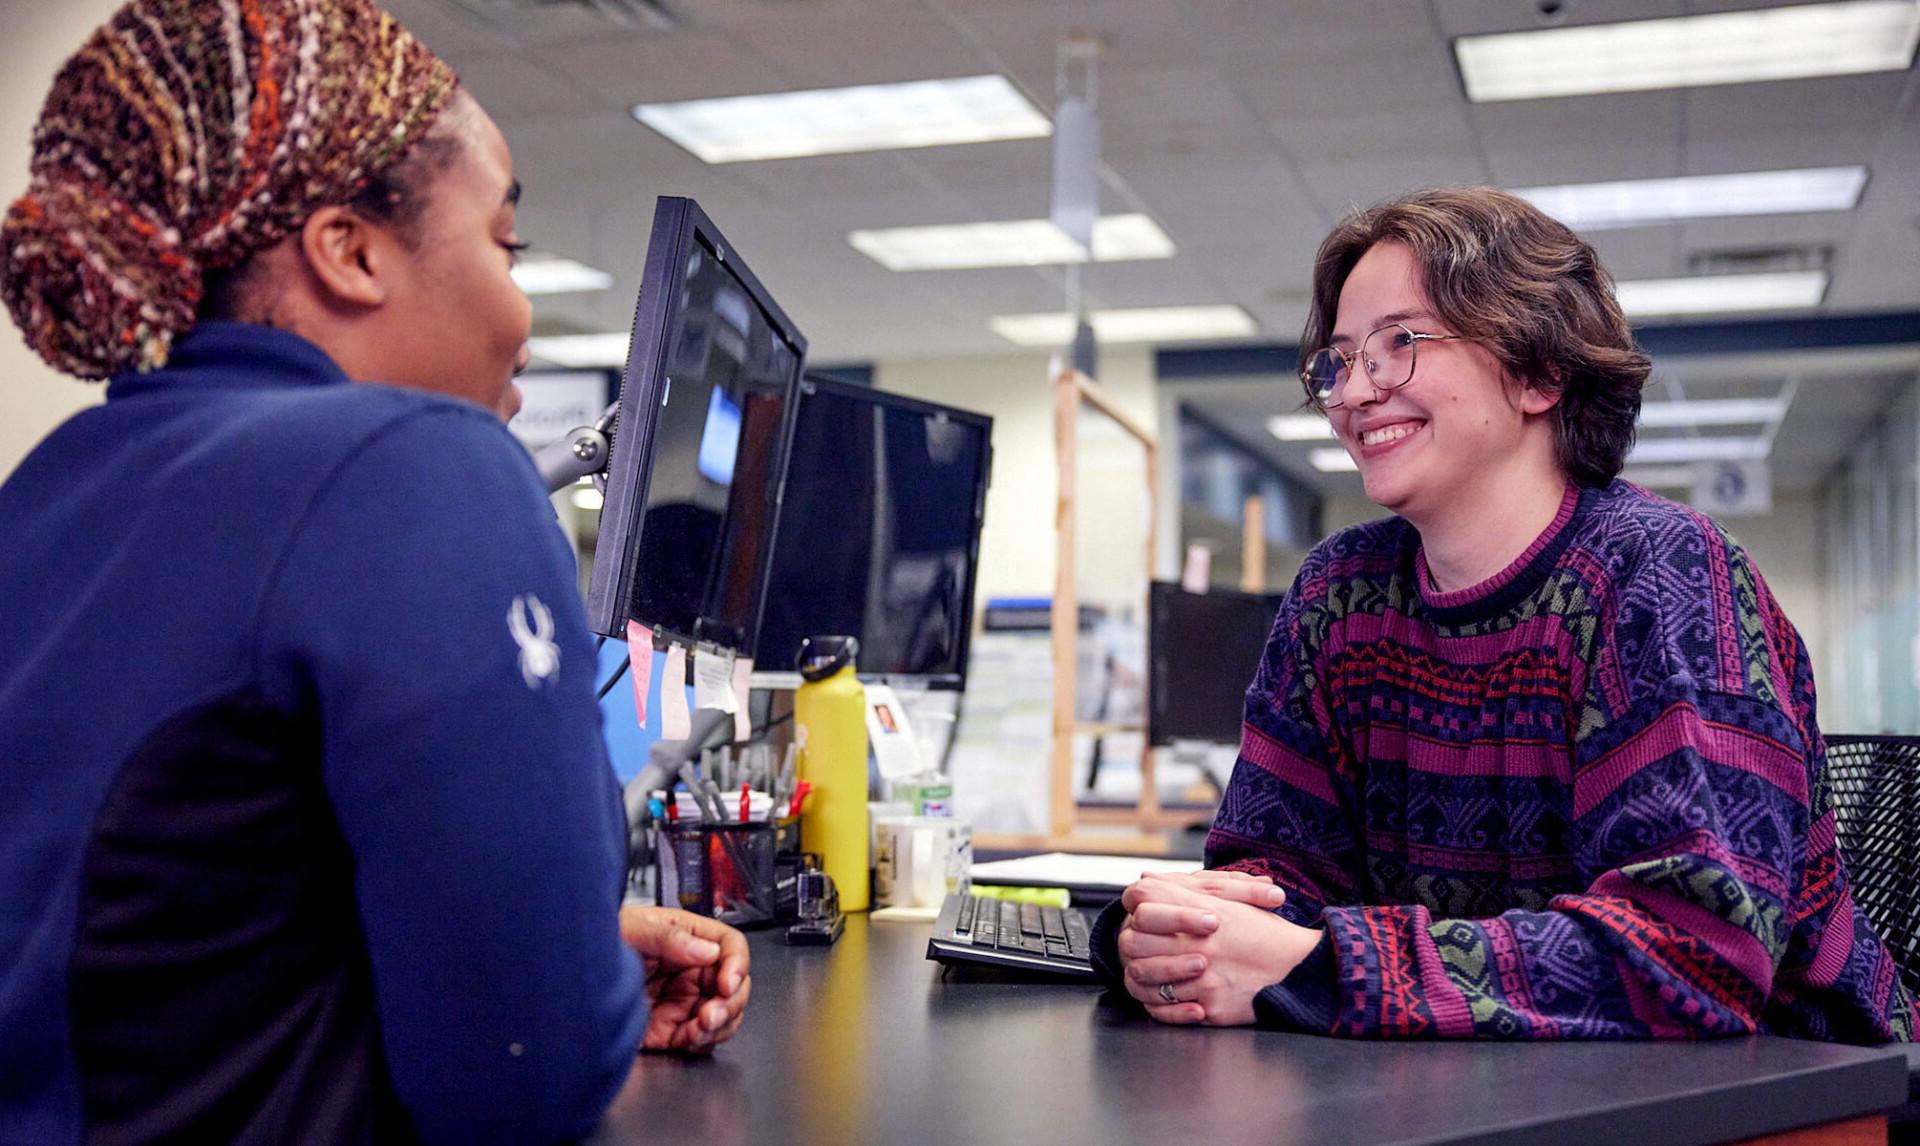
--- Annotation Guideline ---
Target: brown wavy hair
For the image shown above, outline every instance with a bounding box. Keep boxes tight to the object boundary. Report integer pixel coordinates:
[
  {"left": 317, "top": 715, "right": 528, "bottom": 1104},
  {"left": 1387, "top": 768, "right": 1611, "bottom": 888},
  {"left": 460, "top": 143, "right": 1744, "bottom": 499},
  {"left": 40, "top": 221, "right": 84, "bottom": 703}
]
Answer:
[{"left": 1300, "top": 186, "right": 1651, "bottom": 487}]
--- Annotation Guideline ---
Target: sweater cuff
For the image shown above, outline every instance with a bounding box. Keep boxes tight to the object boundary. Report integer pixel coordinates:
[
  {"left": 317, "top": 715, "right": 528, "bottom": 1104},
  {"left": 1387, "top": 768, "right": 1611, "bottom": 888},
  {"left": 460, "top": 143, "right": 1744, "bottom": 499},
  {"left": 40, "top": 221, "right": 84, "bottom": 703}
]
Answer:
[
  {"left": 1252, "top": 932, "right": 1339, "bottom": 1032},
  {"left": 1087, "top": 897, "right": 1130, "bottom": 987}
]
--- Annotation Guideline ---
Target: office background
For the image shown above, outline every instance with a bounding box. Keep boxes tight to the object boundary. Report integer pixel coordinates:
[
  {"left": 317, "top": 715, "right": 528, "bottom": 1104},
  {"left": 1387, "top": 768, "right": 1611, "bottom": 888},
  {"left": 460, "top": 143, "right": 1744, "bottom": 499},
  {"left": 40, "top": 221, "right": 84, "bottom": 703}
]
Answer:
[{"left": 2, "top": 0, "right": 1917, "bottom": 738}]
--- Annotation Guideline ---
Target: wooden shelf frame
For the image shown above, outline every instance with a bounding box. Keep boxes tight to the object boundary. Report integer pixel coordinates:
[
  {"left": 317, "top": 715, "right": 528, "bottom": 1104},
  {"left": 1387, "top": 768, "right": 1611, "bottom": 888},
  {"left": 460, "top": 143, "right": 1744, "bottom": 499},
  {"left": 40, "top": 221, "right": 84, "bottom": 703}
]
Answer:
[{"left": 1050, "top": 368, "right": 1161, "bottom": 843}]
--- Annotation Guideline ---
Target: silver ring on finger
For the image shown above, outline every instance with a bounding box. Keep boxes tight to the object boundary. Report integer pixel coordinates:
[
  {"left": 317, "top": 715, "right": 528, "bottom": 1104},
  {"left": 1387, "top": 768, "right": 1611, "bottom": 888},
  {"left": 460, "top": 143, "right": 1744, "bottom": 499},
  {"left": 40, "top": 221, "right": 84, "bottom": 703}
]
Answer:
[{"left": 1158, "top": 981, "right": 1178, "bottom": 1005}]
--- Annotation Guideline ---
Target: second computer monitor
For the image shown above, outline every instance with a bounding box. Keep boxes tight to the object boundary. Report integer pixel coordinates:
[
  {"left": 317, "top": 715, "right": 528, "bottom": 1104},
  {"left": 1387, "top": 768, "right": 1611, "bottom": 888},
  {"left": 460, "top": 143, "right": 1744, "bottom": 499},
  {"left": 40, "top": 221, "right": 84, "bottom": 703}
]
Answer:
[
  {"left": 1147, "top": 581, "right": 1286, "bottom": 747},
  {"left": 753, "top": 375, "right": 992, "bottom": 688}
]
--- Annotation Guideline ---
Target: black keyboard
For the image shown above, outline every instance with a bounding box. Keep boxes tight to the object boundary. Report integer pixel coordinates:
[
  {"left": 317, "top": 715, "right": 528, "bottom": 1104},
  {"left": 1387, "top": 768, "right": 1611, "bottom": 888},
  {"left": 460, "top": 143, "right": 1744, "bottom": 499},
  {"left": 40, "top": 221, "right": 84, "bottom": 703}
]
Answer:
[{"left": 925, "top": 892, "right": 1099, "bottom": 980}]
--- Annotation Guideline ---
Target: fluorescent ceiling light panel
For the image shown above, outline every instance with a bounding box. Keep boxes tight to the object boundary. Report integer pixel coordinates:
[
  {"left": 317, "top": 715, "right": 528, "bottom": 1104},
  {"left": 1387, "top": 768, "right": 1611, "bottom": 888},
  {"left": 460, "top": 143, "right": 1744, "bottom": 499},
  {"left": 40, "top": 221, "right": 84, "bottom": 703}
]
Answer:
[
  {"left": 854, "top": 219, "right": 1079, "bottom": 269},
  {"left": 1612, "top": 268, "right": 1820, "bottom": 314},
  {"left": 848, "top": 214, "right": 1176, "bottom": 271},
  {"left": 1309, "top": 448, "right": 1359, "bottom": 473},
  {"left": 527, "top": 333, "right": 631, "bottom": 368},
  {"left": 1625, "top": 436, "right": 1771, "bottom": 463},
  {"left": 1615, "top": 271, "right": 1828, "bottom": 317},
  {"left": 1089, "top": 215, "right": 1180, "bottom": 262},
  {"left": 1639, "top": 398, "right": 1790, "bottom": 427},
  {"left": 1513, "top": 167, "right": 1869, "bottom": 230},
  {"left": 988, "top": 306, "right": 1257, "bottom": 346},
  {"left": 511, "top": 254, "right": 615, "bottom": 295},
  {"left": 1267, "top": 414, "right": 1336, "bottom": 441},
  {"left": 633, "top": 74, "right": 1051, "bottom": 163},
  {"left": 1454, "top": 0, "right": 1920, "bottom": 102}
]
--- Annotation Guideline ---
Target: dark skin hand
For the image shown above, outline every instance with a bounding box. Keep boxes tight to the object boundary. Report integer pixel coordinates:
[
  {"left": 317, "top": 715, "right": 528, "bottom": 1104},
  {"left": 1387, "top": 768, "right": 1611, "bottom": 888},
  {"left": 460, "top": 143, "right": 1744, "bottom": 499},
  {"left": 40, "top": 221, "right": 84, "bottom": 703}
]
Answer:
[{"left": 618, "top": 905, "right": 752, "bottom": 1053}]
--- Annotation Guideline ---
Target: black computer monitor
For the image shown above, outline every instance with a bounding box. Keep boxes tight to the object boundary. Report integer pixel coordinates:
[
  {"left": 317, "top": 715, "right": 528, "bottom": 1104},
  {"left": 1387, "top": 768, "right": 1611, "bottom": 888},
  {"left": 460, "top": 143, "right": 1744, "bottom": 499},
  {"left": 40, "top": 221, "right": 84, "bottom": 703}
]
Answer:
[
  {"left": 752, "top": 375, "right": 992, "bottom": 688},
  {"left": 1147, "top": 581, "right": 1285, "bottom": 747},
  {"left": 585, "top": 197, "right": 806, "bottom": 650}
]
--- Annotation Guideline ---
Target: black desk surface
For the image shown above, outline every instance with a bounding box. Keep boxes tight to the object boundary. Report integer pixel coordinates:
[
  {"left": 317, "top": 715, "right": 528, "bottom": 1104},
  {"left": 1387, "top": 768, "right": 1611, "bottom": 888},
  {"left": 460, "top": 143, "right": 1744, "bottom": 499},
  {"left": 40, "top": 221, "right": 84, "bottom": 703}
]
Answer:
[{"left": 590, "top": 915, "right": 1907, "bottom": 1146}]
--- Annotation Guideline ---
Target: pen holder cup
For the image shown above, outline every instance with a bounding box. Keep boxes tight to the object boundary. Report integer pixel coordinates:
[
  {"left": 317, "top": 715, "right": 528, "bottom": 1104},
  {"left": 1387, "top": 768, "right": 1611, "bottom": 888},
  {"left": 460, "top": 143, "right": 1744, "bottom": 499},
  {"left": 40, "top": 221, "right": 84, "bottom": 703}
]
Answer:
[{"left": 656, "top": 822, "right": 778, "bottom": 927}]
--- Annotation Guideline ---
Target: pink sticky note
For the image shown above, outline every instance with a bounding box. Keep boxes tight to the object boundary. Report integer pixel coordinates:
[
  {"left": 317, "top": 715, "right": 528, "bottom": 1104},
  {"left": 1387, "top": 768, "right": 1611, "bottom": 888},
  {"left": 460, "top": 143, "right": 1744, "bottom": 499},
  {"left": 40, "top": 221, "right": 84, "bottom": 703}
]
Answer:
[
  {"left": 624, "top": 620, "right": 654, "bottom": 729},
  {"left": 1181, "top": 543, "right": 1211, "bottom": 594}
]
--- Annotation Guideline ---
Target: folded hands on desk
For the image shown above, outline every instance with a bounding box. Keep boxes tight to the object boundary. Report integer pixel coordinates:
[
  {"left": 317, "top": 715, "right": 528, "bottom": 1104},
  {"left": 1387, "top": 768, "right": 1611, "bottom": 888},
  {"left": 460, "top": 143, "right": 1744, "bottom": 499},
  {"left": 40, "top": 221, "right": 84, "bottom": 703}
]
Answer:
[{"left": 1116, "top": 871, "right": 1321, "bottom": 1027}]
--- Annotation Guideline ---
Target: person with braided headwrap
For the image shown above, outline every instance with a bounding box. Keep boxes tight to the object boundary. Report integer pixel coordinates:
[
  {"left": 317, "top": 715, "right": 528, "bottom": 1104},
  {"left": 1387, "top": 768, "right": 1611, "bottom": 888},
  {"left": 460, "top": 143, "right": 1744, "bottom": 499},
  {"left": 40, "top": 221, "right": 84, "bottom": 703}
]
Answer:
[{"left": 0, "top": 3, "right": 749, "bottom": 1142}]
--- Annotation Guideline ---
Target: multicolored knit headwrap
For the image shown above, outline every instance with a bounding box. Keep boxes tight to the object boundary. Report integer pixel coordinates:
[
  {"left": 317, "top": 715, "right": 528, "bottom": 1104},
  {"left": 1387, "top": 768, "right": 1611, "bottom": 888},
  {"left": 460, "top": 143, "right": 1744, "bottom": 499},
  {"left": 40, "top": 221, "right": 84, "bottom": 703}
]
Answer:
[{"left": 1, "top": 0, "right": 459, "bottom": 380}]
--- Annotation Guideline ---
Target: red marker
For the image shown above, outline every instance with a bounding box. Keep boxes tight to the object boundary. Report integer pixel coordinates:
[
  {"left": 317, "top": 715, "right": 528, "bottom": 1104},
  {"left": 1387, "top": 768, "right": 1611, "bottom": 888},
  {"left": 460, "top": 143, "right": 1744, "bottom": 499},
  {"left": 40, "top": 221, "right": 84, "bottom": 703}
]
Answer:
[{"left": 739, "top": 782, "right": 751, "bottom": 823}]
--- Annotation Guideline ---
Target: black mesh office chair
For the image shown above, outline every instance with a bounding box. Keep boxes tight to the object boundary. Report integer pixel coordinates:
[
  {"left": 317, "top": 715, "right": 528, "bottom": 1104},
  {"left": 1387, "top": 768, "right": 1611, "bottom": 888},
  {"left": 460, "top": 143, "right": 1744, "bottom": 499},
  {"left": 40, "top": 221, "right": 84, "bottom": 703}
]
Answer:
[
  {"left": 1825, "top": 734, "right": 1920, "bottom": 1001},
  {"left": 1823, "top": 733, "right": 1920, "bottom": 1141}
]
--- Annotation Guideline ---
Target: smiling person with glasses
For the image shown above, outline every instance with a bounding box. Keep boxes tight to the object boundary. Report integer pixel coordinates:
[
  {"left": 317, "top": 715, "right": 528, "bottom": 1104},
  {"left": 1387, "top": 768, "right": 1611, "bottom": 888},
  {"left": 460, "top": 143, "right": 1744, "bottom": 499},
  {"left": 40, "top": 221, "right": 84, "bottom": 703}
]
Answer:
[{"left": 1091, "top": 186, "right": 1910, "bottom": 1045}]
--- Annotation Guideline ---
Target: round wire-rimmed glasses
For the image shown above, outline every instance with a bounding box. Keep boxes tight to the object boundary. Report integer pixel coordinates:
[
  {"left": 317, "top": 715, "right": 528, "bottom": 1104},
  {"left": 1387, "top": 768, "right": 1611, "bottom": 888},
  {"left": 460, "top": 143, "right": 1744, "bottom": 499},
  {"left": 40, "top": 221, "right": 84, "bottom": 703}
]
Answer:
[{"left": 1302, "top": 323, "right": 1466, "bottom": 409}]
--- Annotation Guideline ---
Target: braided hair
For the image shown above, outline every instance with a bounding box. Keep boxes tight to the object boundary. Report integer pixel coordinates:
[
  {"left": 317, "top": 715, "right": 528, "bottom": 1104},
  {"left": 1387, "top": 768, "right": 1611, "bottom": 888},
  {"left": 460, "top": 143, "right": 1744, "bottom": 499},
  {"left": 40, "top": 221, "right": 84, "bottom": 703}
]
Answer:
[{"left": 1, "top": 0, "right": 459, "bottom": 380}]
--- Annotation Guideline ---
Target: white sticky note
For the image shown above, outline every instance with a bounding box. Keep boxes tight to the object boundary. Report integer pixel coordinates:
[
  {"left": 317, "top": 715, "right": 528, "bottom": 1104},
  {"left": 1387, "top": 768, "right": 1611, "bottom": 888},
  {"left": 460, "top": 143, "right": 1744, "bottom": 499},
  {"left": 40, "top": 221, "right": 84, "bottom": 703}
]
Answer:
[
  {"left": 624, "top": 620, "right": 654, "bottom": 729},
  {"left": 730, "top": 656, "right": 754, "bottom": 741},
  {"left": 693, "top": 648, "right": 737, "bottom": 714},
  {"left": 661, "top": 644, "right": 690, "bottom": 741}
]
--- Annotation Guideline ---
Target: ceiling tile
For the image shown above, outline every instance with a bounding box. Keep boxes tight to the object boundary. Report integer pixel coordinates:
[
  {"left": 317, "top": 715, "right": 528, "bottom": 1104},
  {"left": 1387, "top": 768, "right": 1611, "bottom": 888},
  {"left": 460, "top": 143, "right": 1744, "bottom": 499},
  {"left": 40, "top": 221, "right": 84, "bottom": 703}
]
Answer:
[
  {"left": 1430, "top": 0, "right": 1684, "bottom": 38},
  {"left": 498, "top": 111, "right": 700, "bottom": 181},
  {"left": 525, "top": 28, "right": 789, "bottom": 106},
  {"left": 1485, "top": 142, "right": 1679, "bottom": 189},
  {"left": 1263, "top": 102, "right": 1481, "bottom": 171},
  {"left": 1297, "top": 152, "right": 1493, "bottom": 214},
  {"left": 718, "top": 12, "right": 986, "bottom": 89},
  {"left": 381, "top": 0, "right": 514, "bottom": 55},
  {"left": 422, "top": 0, "right": 647, "bottom": 46},
  {"left": 1677, "top": 212, "right": 1859, "bottom": 256},
  {"left": 449, "top": 50, "right": 603, "bottom": 121},
  {"left": 1585, "top": 225, "right": 1686, "bottom": 280},
  {"left": 1473, "top": 88, "right": 1682, "bottom": 150},
  {"left": 1684, "top": 72, "right": 1909, "bottom": 139},
  {"left": 1685, "top": 131, "right": 1890, "bottom": 180}
]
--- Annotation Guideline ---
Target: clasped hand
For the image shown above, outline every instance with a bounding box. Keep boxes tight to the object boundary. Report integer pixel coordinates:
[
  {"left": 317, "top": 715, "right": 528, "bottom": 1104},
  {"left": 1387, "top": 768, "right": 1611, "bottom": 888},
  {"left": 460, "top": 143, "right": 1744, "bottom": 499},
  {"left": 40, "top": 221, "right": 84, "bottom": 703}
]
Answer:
[
  {"left": 1115, "top": 871, "right": 1321, "bottom": 1026},
  {"left": 618, "top": 905, "right": 752, "bottom": 1054}
]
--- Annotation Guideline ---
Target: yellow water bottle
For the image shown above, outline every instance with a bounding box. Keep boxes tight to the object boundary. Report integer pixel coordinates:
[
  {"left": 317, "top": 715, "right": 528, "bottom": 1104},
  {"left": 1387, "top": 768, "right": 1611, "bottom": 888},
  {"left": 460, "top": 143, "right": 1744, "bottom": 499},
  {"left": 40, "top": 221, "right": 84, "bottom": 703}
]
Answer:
[{"left": 795, "top": 635, "right": 869, "bottom": 912}]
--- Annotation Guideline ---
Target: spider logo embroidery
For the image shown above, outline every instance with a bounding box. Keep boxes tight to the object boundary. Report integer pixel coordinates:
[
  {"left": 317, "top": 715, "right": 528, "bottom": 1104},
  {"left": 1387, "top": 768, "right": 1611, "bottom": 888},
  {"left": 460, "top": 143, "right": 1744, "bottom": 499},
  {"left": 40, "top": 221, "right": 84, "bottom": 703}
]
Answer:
[{"left": 508, "top": 594, "right": 560, "bottom": 689}]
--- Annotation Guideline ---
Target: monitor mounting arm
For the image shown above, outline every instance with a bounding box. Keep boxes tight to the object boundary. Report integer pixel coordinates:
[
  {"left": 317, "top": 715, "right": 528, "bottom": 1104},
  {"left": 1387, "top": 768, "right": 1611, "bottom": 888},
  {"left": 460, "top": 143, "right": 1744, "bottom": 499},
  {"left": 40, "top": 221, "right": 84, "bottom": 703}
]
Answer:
[{"left": 533, "top": 401, "right": 620, "bottom": 495}]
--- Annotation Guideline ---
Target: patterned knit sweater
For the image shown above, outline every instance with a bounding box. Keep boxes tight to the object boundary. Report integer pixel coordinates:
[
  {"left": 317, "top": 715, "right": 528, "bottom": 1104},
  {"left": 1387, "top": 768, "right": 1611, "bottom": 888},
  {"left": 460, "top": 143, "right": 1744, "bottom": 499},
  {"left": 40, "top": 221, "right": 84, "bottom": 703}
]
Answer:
[{"left": 1097, "top": 480, "right": 1911, "bottom": 1043}]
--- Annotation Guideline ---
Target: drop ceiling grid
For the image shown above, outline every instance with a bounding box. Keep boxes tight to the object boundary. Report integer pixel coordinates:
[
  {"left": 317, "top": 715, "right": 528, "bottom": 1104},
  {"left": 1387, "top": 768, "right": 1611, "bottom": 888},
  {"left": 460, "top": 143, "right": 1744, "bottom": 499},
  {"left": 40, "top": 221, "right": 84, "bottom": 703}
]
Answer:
[
  {"left": 520, "top": 27, "right": 794, "bottom": 108},
  {"left": 376, "top": 0, "right": 1919, "bottom": 374}
]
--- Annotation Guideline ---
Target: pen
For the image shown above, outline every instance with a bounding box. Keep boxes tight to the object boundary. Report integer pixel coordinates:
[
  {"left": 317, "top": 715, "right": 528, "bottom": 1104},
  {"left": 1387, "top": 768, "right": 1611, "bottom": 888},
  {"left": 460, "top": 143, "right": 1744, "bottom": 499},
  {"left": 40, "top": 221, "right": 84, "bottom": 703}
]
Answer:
[
  {"left": 772, "top": 745, "right": 798, "bottom": 818},
  {"left": 739, "top": 782, "right": 750, "bottom": 823},
  {"left": 676, "top": 765, "right": 711, "bottom": 821},
  {"left": 701, "top": 787, "right": 726, "bottom": 824}
]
